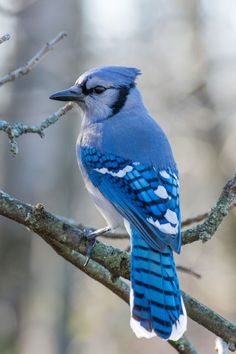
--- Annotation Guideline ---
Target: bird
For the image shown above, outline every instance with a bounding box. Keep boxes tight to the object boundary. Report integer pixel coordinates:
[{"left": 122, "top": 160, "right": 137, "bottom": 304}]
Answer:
[{"left": 50, "top": 66, "right": 187, "bottom": 341}]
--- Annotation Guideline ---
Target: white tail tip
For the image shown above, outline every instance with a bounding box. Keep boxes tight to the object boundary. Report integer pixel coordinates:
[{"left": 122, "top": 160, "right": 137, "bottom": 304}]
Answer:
[
  {"left": 130, "top": 289, "right": 187, "bottom": 341},
  {"left": 168, "top": 297, "right": 187, "bottom": 341}
]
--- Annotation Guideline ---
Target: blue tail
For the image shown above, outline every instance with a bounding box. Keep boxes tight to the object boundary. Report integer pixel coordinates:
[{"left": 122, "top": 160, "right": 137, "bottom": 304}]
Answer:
[{"left": 130, "top": 228, "right": 186, "bottom": 340}]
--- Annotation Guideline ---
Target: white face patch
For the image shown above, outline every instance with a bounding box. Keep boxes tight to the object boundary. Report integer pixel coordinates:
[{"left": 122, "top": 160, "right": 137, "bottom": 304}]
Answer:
[
  {"left": 147, "top": 217, "right": 178, "bottom": 234},
  {"left": 86, "top": 76, "right": 113, "bottom": 89},
  {"left": 95, "top": 165, "right": 133, "bottom": 178},
  {"left": 164, "top": 209, "right": 178, "bottom": 225},
  {"left": 154, "top": 186, "right": 168, "bottom": 199},
  {"left": 159, "top": 170, "right": 170, "bottom": 179},
  {"left": 81, "top": 84, "right": 120, "bottom": 121}
]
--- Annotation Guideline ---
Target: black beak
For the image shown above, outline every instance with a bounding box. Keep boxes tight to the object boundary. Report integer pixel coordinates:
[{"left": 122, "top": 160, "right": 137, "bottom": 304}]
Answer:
[{"left": 49, "top": 85, "right": 82, "bottom": 102}]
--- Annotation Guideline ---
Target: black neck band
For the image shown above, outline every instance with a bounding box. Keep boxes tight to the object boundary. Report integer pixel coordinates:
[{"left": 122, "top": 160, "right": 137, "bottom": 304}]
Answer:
[{"left": 110, "top": 82, "right": 135, "bottom": 116}]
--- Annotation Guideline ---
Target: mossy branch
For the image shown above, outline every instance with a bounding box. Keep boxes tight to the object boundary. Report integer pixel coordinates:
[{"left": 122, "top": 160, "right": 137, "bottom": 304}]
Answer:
[{"left": 0, "top": 185, "right": 236, "bottom": 352}]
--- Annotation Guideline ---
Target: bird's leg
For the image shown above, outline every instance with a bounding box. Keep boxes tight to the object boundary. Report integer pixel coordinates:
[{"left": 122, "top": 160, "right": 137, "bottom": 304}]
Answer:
[
  {"left": 83, "top": 226, "right": 111, "bottom": 266},
  {"left": 87, "top": 225, "right": 111, "bottom": 239}
]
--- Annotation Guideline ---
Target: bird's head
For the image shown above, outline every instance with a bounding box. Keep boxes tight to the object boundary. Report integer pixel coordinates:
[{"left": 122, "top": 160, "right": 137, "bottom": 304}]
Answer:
[{"left": 50, "top": 66, "right": 141, "bottom": 121}]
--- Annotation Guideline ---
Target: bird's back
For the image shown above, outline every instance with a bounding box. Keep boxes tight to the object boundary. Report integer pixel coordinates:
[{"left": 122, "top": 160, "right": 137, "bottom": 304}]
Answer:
[{"left": 79, "top": 108, "right": 177, "bottom": 173}]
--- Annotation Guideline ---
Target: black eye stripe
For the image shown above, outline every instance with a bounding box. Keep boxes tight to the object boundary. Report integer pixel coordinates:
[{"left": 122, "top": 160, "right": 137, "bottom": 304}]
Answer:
[
  {"left": 81, "top": 78, "right": 91, "bottom": 95},
  {"left": 80, "top": 80, "right": 135, "bottom": 103},
  {"left": 93, "top": 86, "right": 106, "bottom": 94},
  {"left": 80, "top": 78, "right": 108, "bottom": 96},
  {"left": 81, "top": 85, "right": 106, "bottom": 95}
]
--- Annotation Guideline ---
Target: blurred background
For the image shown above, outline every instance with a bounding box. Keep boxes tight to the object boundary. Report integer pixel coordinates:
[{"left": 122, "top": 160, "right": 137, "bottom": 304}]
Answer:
[{"left": 0, "top": 0, "right": 236, "bottom": 353}]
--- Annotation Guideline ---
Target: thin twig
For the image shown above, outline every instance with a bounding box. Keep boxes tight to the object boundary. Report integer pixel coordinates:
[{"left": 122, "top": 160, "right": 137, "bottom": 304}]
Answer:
[
  {"left": 182, "top": 203, "right": 236, "bottom": 228},
  {"left": 182, "top": 212, "right": 209, "bottom": 228},
  {"left": 176, "top": 266, "right": 201, "bottom": 279},
  {"left": 0, "top": 31, "right": 67, "bottom": 86},
  {"left": 0, "top": 33, "right": 10, "bottom": 45},
  {"left": 0, "top": 102, "right": 74, "bottom": 155}
]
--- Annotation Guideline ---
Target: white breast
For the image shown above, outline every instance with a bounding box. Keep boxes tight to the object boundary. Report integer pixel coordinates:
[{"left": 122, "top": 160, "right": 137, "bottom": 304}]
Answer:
[
  {"left": 76, "top": 137, "right": 123, "bottom": 230},
  {"left": 83, "top": 173, "right": 123, "bottom": 230}
]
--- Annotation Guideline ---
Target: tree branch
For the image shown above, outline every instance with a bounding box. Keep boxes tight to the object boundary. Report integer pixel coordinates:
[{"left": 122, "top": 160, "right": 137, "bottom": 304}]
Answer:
[
  {"left": 169, "top": 336, "right": 200, "bottom": 354},
  {"left": 182, "top": 292, "right": 236, "bottom": 352},
  {"left": 0, "top": 102, "right": 74, "bottom": 155},
  {"left": 0, "top": 31, "right": 67, "bottom": 87},
  {"left": 0, "top": 190, "right": 235, "bottom": 351},
  {"left": 0, "top": 33, "right": 10, "bottom": 45},
  {"left": 182, "top": 174, "right": 236, "bottom": 245}
]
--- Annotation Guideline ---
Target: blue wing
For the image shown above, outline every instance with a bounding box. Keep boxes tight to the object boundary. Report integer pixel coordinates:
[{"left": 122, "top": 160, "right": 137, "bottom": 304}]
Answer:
[{"left": 80, "top": 146, "right": 181, "bottom": 253}]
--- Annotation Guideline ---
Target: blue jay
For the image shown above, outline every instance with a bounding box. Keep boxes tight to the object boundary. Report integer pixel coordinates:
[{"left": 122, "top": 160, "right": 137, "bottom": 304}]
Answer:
[{"left": 50, "top": 66, "right": 187, "bottom": 341}]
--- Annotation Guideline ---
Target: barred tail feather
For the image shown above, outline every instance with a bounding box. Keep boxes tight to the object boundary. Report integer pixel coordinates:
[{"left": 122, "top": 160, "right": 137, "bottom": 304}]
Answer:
[{"left": 128, "top": 225, "right": 187, "bottom": 340}]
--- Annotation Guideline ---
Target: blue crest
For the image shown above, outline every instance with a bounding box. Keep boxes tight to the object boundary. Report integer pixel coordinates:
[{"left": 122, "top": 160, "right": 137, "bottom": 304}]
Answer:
[{"left": 80, "top": 66, "right": 141, "bottom": 87}]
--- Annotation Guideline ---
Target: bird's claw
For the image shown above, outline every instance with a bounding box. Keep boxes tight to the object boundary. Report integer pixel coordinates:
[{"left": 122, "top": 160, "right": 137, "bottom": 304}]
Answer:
[
  {"left": 83, "top": 226, "right": 111, "bottom": 266},
  {"left": 84, "top": 237, "right": 97, "bottom": 266},
  {"left": 86, "top": 226, "right": 111, "bottom": 239}
]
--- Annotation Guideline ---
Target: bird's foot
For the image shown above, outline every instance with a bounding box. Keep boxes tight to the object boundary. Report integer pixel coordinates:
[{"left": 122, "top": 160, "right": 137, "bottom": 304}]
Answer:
[
  {"left": 86, "top": 225, "right": 111, "bottom": 239},
  {"left": 83, "top": 226, "right": 111, "bottom": 266}
]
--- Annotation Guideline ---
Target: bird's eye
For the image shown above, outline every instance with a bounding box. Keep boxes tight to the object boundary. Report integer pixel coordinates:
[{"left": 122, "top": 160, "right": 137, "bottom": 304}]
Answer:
[{"left": 93, "top": 86, "right": 106, "bottom": 94}]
